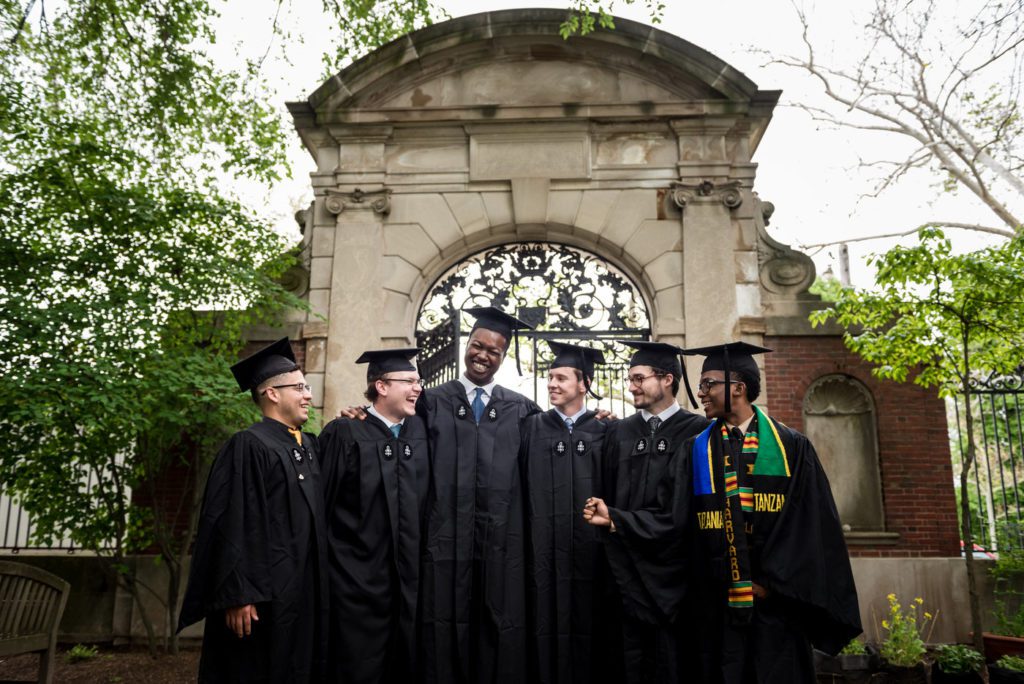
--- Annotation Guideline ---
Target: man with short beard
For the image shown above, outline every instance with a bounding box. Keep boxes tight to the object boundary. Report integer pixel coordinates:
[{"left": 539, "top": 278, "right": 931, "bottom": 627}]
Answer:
[
  {"left": 681, "top": 342, "right": 860, "bottom": 684},
  {"left": 520, "top": 340, "right": 610, "bottom": 684},
  {"left": 319, "top": 348, "right": 428, "bottom": 684},
  {"left": 583, "top": 340, "right": 708, "bottom": 684},
  {"left": 179, "top": 338, "right": 328, "bottom": 683}
]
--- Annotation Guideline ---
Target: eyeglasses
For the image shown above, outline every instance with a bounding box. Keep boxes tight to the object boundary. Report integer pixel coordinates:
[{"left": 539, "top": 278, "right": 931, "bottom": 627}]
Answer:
[
  {"left": 626, "top": 373, "right": 665, "bottom": 387},
  {"left": 266, "top": 383, "right": 312, "bottom": 394},
  {"left": 383, "top": 378, "right": 423, "bottom": 387},
  {"left": 697, "top": 379, "right": 730, "bottom": 393}
]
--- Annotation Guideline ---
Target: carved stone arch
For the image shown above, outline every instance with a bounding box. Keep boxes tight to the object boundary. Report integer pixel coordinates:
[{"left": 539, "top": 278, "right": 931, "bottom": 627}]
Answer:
[{"left": 803, "top": 374, "right": 885, "bottom": 532}]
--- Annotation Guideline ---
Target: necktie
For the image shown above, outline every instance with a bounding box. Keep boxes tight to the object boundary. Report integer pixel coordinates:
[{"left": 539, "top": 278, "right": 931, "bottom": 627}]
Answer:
[
  {"left": 648, "top": 416, "right": 661, "bottom": 436},
  {"left": 287, "top": 428, "right": 302, "bottom": 446},
  {"left": 564, "top": 418, "right": 574, "bottom": 433},
  {"left": 472, "top": 387, "right": 486, "bottom": 423},
  {"left": 390, "top": 423, "right": 401, "bottom": 439}
]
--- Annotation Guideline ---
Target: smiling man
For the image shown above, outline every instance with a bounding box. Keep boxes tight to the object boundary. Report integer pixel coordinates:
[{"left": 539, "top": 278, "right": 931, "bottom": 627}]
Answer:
[
  {"left": 582, "top": 340, "right": 709, "bottom": 684},
  {"left": 417, "top": 306, "right": 541, "bottom": 684},
  {"left": 319, "top": 348, "right": 428, "bottom": 684},
  {"left": 684, "top": 341, "right": 861, "bottom": 684},
  {"left": 179, "top": 338, "right": 328, "bottom": 683},
  {"left": 520, "top": 340, "right": 610, "bottom": 684}
]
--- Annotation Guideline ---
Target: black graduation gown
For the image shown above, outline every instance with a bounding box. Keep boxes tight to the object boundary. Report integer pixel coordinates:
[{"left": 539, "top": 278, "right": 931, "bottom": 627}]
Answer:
[
  {"left": 319, "top": 414, "right": 429, "bottom": 683},
  {"left": 521, "top": 409, "right": 610, "bottom": 684},
  {"left": 179, "top": 417, "right": 328, "bottom": 684},
  {"left": 687, "top": 414, "right": 862, "bottom": 684},
  {"left": 418, "top": 381, "right": 540, "bottom": 684},
  {"left": 600, "top": 409, "right": 709, "bottom": 684}
]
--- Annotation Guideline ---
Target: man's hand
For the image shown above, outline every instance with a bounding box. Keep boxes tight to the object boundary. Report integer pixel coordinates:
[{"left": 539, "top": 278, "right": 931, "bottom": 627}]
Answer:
[
  {"left": 225, "top": 604, "right": 259, "bottom": 638},
  {"left": 336, "top": 406, "right": 368, "bottom": 420},
  {"left": 583, "top": 497, "right": 613, "bottom": 530},
  {"left": 752, "top": 583, "right": 769, "bottom": 599},
  {"left": 594, "top": 409, "right": 618, "bottom": 421}
]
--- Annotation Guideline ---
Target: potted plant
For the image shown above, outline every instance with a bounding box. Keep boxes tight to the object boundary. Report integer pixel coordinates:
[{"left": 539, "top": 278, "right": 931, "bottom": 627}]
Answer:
[
  {"left": 815, "top": 638, "right": 878, "bottom": 683},
  {"left": 933, "top": 644, "right": 984, "bottom": 683},
  {"left": 990, "top": 655, "right": 1024, "bottom": 683},
  {"left": 878, "top": 594, "right": 934, "bottom": 683}
]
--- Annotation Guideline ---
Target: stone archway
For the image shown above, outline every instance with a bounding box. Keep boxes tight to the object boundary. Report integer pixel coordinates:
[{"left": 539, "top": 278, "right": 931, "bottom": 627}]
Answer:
[{"left": 288, "top": 9, "right": 816, "bottom": 418}]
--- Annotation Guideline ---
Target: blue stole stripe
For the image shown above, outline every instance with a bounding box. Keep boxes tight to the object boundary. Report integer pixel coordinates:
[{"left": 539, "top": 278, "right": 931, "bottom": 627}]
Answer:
[{"left": 692, "top": 420, "right": 718, "bottom": 496}]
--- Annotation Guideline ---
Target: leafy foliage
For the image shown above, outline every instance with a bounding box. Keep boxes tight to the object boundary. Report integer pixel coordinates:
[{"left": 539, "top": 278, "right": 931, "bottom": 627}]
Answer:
[
  {"left": 810, "top": 228, "right": 1024, "bottom": 394},
  {"left": 839, "top": 638, "right": 868, "bottom": 656},
  {"left": 879, "top": 594, "right": 933, "bottom": 667},
  {"left": 996, "top": 654, "right": 1024, "bottom": 672},
  {"left": 0, "top": 0, "right": 304, "bottom": 652},
  {"left": 935, "top": 644, "right": 984, "bottom": 674}
]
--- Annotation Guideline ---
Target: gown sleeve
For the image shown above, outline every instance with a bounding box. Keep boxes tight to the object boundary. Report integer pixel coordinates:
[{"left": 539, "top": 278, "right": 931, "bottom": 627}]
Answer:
[{"left": 178, "top": 432, "right": 274, "bottom": 630}]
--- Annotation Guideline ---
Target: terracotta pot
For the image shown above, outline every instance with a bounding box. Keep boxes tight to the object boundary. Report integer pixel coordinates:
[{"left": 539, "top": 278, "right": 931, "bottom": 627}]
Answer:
[{"left": 985, "top": 632, "right": 1024, "bottom": 662}]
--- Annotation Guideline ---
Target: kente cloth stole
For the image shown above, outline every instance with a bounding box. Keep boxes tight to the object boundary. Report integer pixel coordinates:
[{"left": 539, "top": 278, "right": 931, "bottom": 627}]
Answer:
[{"left": 692, "top": 406, "right": 791, "bottom": 619}]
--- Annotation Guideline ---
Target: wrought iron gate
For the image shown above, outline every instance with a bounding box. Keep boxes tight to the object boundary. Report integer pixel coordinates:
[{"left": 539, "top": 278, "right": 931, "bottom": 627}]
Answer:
[
  {"left": 952, "top": 367, "right": 1024, "bottom": 552},
  {"left": 415, "top": 242, "right": 652, "bottom": 415}
]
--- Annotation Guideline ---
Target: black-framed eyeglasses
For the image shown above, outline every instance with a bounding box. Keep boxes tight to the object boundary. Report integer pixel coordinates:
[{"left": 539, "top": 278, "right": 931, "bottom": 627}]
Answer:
[
  {"left": 382, "top": 378, "right": 423, "bottom": 387},
  {"left": 264, "top": 383, "right": 312, "bottom": 394},
  {"left": 626, "top": 372, "right": 665, "bottom": 387},
  {"left": 697, "top": 379, "right": 732, "bottom": 393}
]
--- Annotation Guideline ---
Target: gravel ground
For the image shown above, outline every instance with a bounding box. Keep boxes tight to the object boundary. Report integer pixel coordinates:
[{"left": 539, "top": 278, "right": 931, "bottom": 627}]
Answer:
[{"left": 0, "top": 644, "right": 201, "bottom": 683}]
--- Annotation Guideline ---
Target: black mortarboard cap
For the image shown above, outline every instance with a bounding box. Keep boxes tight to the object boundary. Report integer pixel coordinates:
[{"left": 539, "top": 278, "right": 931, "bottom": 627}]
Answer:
[
  {"left": 355, "top": 348, "right": 420, "bottom": 382},
  {"left": 230, "top": 337, "right": 299, "bottom": 393},
  {"left": 464, "top": 306, "right": 534, "bottom": 375},
  {"left": 546, "top": 340, "right": 606, "bottom": 400},
  {"left": 620, "top": 340, "right": 692, "bottom": 406},
  {"left": 683, "top": 341, "right": 772, "bottom": 414}
]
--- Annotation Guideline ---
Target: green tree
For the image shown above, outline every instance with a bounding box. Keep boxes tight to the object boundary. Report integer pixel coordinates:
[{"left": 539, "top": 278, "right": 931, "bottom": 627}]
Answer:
[
  {"left": 810, "top": 227, "right": 1024, "bottom": 655},
  {"left": 0, "top": 0, "right": 303, "bottom": 654}
]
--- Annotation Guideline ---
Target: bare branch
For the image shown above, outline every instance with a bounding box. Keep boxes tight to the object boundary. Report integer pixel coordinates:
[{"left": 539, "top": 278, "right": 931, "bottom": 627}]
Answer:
[{"left": 799, "top": 221, "right": 1016, "bottom": 249}]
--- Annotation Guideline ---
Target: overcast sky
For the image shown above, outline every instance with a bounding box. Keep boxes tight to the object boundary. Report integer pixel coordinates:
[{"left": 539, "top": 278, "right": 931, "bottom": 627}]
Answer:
[{"left": 213, "top": 0, "right": 1013, "bottom": 287}]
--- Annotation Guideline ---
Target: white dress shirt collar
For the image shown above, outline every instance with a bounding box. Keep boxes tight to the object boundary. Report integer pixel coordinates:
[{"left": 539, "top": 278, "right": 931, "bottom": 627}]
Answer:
[{"left": 639, "top": 402, "right": 681, "bottom": 423}]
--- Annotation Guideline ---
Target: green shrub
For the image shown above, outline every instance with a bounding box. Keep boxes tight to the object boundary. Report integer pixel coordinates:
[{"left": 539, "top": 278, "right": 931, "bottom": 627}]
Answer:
[
  {"left": 66, "top": 644, "right": 98, "bottom": 663},
  {"left": 840, "top": 638, "right": 868, "bottom": 655},
  {"left": 996, "top": 654, "right": 1024, "bottom": 672},
  {"left": 879, "top": 594, "right": 933, "bottom": 667},
  {"left": 935, "top": 644, "right": 983, "bottom": 674}
]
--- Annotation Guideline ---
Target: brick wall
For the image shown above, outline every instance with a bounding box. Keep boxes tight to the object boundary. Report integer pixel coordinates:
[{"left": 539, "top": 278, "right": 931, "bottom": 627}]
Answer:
[{"left": 765, "top": 335, "right": 960, "bottom": 558}]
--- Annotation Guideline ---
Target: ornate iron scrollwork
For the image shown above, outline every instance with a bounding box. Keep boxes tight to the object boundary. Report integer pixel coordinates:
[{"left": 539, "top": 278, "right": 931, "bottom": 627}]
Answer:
[
  {"left": 418, "top": 242, "right": 650, "bottom": 335},
  {"left": 967, "top": 366, "right": 1024, "bottom": 394}
]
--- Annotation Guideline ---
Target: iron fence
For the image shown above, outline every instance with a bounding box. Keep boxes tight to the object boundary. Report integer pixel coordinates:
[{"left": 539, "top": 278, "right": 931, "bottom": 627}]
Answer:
[{"left": 952, "top": 367, "right": 1024, "bottom": 552}]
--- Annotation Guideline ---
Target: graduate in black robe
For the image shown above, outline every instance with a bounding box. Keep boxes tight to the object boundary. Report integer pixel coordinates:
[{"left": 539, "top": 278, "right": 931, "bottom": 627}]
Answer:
[
  {"left": 179, "top": 338, "right": 328, "bottom": 683},
  {"left": 418, "top": 307, "right": 541, "bottom": 684},
  {"left": 583, "top": 341, "right": 709, "bottom": 684},
  {"left": 683, "top": 342, "right": 861, "bottom": 684},
  {"left": 520, "top": 341, "right": 611, "bottom": 684},
  {"left": 320, "top": 348, "right": 429, "bottom": 684}
]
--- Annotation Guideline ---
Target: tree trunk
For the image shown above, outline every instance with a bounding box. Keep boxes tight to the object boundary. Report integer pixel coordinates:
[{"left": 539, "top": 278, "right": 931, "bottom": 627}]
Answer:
[{"left": 961, "top": 390, "right": 986, "bottom": 658}]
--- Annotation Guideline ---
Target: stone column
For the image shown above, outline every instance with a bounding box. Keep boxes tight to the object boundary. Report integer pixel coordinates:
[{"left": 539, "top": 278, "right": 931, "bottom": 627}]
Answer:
[
  {"left": 674, "top": 179, "right": 747, "bottom": 392},
  {"left": 321, "top": 188, "right": 392, "bottom": 419}
]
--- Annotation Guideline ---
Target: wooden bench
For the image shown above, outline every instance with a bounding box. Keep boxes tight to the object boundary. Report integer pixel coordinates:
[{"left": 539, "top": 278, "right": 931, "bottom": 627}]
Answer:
[{"left": 0, "top": 561, "right": 70, "bottom": 684}]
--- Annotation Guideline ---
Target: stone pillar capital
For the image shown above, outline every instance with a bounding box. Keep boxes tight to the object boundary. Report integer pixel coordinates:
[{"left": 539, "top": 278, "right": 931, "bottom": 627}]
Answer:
[
  {"left": 324, "top": 187, "right": 392, "bottom": 216},
  {"left": 670, "top": 179, "right": 743, "bottom": 212}
]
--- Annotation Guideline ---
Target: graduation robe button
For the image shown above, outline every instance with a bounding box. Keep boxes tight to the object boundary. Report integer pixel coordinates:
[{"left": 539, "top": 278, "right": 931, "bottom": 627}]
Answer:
[
  {"left": 383, "top": 444, "right": 394, "bottom": 460},
  {"left": 656, "top": 438, "right": 669, "bottom": 454},
  {"left": 292, "top": 449, "right": 303, "bottom": 463},
  {"left": 635, "top": 438, "right": 647, "bottom": 453},
  {"left": 575, "top": 440, "right": 587, "bottom": 454},
  {"left": 403, "top": 444, "right": 413, "bottom": 460},
  {"left": 487, "top": 406, "right": 498, "bottom": 421},
  {"left": 554, "top": 440, "right": 567, "bottom": 455},
  {"left": 298, "top": 473, "right": 305, "bottom": 480},
  {"left": 457, "top": 405, "right": 468, "bottom": 419}
]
